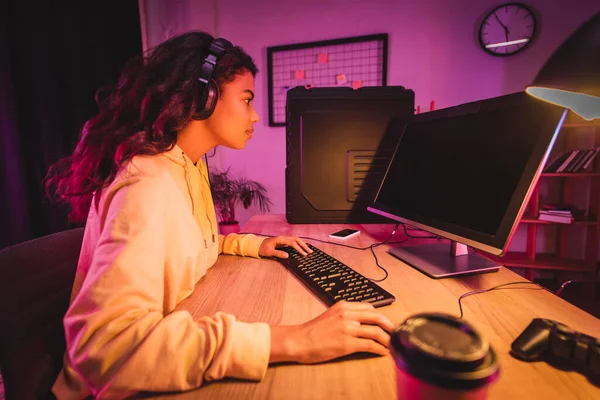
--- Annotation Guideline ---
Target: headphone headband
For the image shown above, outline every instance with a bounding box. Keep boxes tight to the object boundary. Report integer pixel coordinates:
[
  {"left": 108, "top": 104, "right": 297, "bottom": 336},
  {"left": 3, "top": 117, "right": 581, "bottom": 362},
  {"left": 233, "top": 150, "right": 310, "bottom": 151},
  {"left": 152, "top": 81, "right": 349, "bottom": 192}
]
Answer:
[
  {"left": 198, "top": 38, "right": 233, "bottom": 84},
  {"left": 193, "top": 37, "right": 234, "bottom": 120}
]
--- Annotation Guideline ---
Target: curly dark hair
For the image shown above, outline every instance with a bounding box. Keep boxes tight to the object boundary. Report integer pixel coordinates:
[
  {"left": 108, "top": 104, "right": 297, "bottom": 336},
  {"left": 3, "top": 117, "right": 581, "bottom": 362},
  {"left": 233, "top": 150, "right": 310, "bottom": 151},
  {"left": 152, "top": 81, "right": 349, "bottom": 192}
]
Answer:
[{"left": 45, "top": 31, "right": 258, "bottom": 222}]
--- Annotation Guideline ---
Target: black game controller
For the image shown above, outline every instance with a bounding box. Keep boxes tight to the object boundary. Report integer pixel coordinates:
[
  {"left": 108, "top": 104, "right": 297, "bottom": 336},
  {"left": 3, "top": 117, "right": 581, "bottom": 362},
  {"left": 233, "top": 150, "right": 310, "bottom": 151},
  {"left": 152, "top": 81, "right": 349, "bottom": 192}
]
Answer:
[{"left": 511, "top": 318, "right": 600, "bottom": 378}]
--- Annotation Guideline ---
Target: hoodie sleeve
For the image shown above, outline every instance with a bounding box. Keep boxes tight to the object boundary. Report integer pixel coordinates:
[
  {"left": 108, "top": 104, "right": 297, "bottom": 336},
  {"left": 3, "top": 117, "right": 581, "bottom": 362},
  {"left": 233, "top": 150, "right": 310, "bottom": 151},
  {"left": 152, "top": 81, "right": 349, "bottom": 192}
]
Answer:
[
  {"left": 62, "top": 177, "right": 270, "bottom": 398},
  {"left": 218, "top": 233, "right": 266, "bottom": 258}
]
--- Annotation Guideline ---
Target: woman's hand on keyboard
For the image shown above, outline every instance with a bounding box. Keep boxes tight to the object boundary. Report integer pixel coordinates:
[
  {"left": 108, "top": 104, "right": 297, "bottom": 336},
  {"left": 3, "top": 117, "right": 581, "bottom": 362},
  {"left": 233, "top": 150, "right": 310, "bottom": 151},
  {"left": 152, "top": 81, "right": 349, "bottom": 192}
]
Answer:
[
  {"left": 259, "top": 236, "right": 313, "bottom": 258},
  {"left": 269, "top": 300, "right": 395, "bottom": 364}
]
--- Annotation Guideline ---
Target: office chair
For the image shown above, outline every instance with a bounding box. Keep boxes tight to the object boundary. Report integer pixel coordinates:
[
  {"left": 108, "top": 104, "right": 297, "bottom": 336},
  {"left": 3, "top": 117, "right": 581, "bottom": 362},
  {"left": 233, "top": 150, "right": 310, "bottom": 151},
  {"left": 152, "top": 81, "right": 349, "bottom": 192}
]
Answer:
[{"left": 0, "top": 227, "right": 84, "bottom": 400}]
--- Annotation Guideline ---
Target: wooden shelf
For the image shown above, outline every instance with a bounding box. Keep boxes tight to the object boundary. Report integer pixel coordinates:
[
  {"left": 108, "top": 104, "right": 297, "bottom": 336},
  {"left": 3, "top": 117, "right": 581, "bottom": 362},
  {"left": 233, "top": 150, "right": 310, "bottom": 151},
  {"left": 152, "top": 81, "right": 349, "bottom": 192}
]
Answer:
[
  {"left": 520, "top": 214, "right": 597, "bottom": 225},
  {"left": 541, "top": 172, "right": 600, "bottom": 177},
  {"left": 512, "top": 116, "right": 599, "bottom": 280},
  {"left": 562, "top": 122, "right": 600, "bottom": 128},
  {"left": 499, "top": 252, "right": 595, "bottom": 272},
  {"left": 561, "top": 114, "right": 600, "bottom": 128}
]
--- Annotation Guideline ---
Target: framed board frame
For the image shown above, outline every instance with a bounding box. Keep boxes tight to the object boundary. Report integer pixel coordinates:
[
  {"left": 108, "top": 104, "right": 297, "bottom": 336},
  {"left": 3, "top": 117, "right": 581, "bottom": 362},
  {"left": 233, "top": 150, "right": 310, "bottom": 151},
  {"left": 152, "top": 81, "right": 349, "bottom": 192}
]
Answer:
[{"left": 266, "top": 33, "right": 388, "bottom": 127}]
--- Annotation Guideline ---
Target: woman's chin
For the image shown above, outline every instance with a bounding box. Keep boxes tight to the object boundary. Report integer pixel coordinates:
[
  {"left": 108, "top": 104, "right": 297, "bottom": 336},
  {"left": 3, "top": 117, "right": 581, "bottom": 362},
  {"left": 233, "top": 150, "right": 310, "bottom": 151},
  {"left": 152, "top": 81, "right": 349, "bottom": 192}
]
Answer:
[{"left": 222, "top": 140, "right": 247, "bottom": 150}]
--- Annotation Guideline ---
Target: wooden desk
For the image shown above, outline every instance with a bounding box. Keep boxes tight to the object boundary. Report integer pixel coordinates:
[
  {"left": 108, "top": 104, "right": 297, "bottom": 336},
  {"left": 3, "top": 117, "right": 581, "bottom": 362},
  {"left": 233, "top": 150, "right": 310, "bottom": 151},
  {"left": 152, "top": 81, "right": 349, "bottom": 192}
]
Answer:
[{"left": 162, "top": 215, "right": 600, "bottom": 399}]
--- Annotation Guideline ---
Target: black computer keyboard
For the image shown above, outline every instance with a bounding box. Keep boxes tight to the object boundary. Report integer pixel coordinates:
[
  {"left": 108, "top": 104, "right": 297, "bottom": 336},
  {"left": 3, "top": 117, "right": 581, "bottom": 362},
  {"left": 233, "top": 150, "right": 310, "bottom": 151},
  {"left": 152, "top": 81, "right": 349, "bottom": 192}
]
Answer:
[{"left": 275, "top": 243, "right": 396, "bottom": 308}]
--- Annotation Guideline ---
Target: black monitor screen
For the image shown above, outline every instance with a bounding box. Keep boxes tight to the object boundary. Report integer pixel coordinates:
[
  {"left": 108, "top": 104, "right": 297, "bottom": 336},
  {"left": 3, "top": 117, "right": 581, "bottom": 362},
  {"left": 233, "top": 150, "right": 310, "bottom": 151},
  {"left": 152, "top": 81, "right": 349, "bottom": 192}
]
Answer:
[{"left": 369, "top": 92, "right": 567, "bottom": 255}]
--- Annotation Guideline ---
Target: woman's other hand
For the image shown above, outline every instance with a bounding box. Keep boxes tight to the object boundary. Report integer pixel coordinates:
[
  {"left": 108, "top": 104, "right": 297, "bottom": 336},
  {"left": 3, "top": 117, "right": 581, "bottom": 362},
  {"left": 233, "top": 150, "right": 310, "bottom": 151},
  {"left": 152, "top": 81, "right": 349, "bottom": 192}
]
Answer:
[{"left": 259, "top": 236, "right": 313, "bottom": 258}]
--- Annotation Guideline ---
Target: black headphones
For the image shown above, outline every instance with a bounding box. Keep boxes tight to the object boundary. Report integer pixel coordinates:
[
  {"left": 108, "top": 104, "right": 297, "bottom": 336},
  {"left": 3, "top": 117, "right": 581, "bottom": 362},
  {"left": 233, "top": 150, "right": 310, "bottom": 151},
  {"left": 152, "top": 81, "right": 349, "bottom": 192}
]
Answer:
[{"left": 192, "top": 37, "right": 234, "bottom": 120}]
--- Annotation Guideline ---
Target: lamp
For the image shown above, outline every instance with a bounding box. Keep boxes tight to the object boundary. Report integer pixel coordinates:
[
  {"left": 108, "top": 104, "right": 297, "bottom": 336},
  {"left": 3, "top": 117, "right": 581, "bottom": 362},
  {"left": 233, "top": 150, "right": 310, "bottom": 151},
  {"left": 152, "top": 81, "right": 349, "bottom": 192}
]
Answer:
[{"left": 526, "top": 12, "right": 600, "bottom": 121}]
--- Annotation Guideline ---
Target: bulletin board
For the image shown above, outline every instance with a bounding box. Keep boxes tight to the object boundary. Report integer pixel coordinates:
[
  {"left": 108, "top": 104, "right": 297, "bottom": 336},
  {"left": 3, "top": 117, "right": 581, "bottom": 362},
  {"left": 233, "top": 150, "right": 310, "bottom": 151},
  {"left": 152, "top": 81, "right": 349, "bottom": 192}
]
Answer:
[{"left": 266, "top": 34, "right": 388, "bottom": 127}]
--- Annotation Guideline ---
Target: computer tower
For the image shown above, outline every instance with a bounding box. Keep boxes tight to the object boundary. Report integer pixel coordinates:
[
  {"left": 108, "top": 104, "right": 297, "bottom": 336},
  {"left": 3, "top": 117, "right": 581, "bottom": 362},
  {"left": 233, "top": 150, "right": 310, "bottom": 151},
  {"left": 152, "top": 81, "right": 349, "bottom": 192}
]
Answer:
[{"left": 285, "top": 86, "right": 415, "bottom": 224}]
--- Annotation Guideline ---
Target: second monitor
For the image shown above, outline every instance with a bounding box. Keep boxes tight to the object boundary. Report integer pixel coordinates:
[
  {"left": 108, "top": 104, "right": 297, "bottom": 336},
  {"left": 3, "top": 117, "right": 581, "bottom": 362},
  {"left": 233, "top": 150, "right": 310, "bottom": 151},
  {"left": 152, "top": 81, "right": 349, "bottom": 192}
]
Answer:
[{"left": 368, "top": 92, "right": 568, "bottom": 278}]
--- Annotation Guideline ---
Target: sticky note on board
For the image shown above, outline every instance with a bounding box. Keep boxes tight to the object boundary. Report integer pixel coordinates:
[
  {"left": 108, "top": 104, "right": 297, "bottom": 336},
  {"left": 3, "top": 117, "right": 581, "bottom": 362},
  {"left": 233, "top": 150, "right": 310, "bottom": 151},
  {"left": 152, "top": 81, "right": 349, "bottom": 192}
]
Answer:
[
  {"left": 352, "top": 80, "right": 363, "bottom": 89},
  {"left": 336, "top": 74, "right": 347, "bottom": 85},
  {"left": 318, "top": 53, "right": 328, "bottom": 64},
  {"left": 295, "top": 70, "right": 305, "bottom": 80}
]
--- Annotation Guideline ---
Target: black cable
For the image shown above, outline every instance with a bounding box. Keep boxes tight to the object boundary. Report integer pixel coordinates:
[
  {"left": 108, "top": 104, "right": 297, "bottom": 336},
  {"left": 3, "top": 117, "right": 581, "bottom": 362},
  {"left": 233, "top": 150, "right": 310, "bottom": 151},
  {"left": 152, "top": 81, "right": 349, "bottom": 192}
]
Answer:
[
  {"left": 241, "top": 228, "right": 558, "bottom": 314},
  {"left": 359, "top": 222, "right": 438, "bottom": 281},
  {"left": 555, "top": 279, "right": 598, "bottom": 296},
  {"left": 386, "top": 245, "right": 555, "bottom": 319},
  {"left": 203, "top": 154, "right": 212, "bottom": 187},
  {"left": 457, "top": 281, "right": 551, "bottom": 319},
  {"left": 367, "top": 238, "right": 410, "bottom": 282},
  {"left": 401, "top": 223, "right": 442, "bottom": 240},
  {"left": 240, "top": 223, "right": 405, "bottom": 282},
  {"left": 240, "top": 224, "right": 401, "bottom": 252}
]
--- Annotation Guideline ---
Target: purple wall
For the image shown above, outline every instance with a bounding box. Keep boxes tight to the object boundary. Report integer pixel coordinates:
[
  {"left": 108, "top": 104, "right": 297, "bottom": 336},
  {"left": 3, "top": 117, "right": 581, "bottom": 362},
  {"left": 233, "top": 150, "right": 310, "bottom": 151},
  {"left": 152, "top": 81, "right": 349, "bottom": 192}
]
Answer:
[{"left": 142, "top": 0, "right": 600, "bottom": 253}]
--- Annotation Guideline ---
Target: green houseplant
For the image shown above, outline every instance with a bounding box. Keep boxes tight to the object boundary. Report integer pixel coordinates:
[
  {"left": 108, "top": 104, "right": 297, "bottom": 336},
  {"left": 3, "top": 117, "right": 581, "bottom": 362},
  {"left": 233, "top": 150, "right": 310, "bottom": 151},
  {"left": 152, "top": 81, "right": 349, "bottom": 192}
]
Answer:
[{"left": 209, "top": 167, "right": 273, "bottom": 234}]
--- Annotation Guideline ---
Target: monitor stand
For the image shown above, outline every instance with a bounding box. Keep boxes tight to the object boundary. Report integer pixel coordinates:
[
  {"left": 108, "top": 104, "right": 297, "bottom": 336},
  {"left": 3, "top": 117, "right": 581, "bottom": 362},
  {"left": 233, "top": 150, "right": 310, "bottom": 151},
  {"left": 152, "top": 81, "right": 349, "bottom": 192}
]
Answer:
[{"left": 388, "top": 240, "right": 501, "bottom": 278}]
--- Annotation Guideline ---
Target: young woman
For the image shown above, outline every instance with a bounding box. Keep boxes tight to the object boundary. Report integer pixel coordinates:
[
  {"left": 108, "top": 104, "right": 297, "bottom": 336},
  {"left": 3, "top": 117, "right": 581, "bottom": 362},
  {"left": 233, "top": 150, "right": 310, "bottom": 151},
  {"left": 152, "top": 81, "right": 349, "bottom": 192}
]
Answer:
[{"left": 46, "top": 31, "right": 393, "bottom": 399}]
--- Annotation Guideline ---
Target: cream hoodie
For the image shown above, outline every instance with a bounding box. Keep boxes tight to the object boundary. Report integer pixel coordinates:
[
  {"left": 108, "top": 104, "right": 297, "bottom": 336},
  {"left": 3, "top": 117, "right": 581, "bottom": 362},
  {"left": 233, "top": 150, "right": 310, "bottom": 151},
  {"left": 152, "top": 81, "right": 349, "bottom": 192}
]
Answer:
[{"left": 52, "top": 145, "right": 269, "bottom": 399}]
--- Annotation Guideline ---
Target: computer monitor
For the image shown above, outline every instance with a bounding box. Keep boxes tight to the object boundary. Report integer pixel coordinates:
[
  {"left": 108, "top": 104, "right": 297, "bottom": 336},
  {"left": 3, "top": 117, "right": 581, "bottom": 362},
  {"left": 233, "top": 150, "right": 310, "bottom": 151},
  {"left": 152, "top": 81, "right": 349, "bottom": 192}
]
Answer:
[
  {"left": 368, "top": 91, "right": 568, "bottom": 278},
  {"left": 285, "top": 86, "right": 414, "bottom": 223}
]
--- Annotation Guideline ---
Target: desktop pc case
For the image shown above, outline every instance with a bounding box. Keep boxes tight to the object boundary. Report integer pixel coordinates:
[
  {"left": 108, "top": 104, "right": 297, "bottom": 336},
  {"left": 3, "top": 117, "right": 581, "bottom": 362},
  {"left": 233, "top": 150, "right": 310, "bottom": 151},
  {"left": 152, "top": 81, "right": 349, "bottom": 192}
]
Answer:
[{"left": 285, "top": 86, "right": 415, "bottom": 224}]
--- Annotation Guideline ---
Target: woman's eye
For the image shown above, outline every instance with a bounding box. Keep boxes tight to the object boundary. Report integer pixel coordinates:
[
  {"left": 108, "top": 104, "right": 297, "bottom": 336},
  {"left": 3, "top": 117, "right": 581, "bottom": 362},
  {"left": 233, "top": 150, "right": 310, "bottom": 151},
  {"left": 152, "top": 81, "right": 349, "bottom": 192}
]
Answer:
[{"left": 245, "top": 99, "right": 253, "bottom": 105}]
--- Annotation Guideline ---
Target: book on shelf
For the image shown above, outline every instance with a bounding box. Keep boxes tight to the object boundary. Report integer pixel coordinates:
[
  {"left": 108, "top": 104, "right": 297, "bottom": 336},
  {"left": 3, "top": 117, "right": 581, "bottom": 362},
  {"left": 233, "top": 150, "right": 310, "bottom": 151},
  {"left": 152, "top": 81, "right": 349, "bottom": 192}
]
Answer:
[
  {"left": 565, "top": 150, "right": 585, "bottom": 172},
  {"left": 543, "top": 147, "right": 599, "bottom": 173},
  {"left": 538, "top": 213, "right": 574, "bottom": 223},
  {"left": 539, "top": 210, "right": 572, "bottom": 216},
  {"left": 537, "top": 203, "right": 585, "bottom": 223}
]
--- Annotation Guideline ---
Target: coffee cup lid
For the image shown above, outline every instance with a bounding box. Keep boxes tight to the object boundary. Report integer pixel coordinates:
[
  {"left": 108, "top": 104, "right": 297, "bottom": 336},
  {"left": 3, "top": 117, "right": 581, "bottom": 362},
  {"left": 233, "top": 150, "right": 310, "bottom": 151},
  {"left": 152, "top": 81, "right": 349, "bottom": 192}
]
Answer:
[{"left": 391, "top": 313, "right": 500, "bottom": 390}]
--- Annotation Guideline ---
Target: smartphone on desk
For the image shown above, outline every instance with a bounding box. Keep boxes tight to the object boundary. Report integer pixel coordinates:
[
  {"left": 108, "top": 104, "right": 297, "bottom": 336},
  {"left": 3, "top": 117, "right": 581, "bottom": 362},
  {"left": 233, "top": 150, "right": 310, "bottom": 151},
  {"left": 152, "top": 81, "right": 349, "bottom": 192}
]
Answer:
[{"left": 329, "top": 228, "right": 360, "bottom": 240}]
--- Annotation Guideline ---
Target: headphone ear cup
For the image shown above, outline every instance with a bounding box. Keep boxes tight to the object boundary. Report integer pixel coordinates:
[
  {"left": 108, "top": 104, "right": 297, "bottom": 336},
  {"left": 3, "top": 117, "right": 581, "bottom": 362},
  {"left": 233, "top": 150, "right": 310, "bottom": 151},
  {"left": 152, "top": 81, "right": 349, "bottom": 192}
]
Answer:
[{"left": 193, "top": 79, "right": 219, "bottom": 120}]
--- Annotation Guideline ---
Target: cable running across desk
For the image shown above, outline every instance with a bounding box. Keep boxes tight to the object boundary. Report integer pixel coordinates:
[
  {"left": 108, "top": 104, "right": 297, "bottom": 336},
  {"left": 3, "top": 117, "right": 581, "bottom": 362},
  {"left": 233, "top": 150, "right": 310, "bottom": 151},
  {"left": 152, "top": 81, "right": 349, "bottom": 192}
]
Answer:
[
  {"left": 457, "top": 281, "right": 551, "bottom": 318},
  {"left": 245, "top": 223, "right": 440, "bottom": 283},
  {"left": 242, "top": 226, "right": 561, "bottom": 315}
]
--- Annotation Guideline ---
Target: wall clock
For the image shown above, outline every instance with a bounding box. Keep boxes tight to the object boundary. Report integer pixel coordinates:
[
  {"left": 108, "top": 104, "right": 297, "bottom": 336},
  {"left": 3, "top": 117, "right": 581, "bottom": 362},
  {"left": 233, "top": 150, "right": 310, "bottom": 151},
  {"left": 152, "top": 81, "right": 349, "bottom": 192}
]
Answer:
[{"left": 478, "top": 3, "right": 537, "bottom": 56}]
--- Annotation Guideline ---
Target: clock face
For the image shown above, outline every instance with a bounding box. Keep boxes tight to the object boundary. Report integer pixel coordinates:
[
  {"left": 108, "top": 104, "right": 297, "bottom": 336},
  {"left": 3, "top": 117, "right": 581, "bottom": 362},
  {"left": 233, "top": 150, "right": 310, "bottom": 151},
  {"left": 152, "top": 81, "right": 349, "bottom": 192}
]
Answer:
[{"left": 479, "top": 3, "right": 537, "bottom": 56}]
